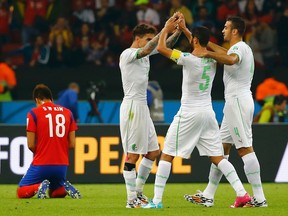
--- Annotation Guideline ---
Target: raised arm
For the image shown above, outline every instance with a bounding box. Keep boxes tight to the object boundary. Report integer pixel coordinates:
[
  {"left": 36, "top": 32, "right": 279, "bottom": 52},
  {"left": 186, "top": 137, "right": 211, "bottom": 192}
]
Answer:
[
  {"left": 194, "top": 44, "right": 239, "bottom": 65},
  {"left": 165, "top": 12, "right": 183, "bottom": 48},
  {"left": 166, "top": 29, "right": 182, "bottom": 48},
  {"left": 205, "top": 51, "right": 239, "bottom": 65},
  {"left": 136, "top": 33, "right": 160, "bottom": 59},
  {"left": 181, "top": 27, "right": 192, "bottom": 44},
  {"left": 178, "top": 13, "right": 192, "bottom": 44},
  {"left": 157, "top": 18, "right": 180, "bottom": 59},
  {"left": 207, "top": 41, "right": 228, "bottom": 54},
  {"left": 157, "top": 29, "right": 172, "bottom": 58}
]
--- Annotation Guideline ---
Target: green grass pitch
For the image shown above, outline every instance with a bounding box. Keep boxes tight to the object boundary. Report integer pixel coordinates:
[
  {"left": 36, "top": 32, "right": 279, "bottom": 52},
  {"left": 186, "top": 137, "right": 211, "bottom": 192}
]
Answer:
[{"left": 0, "top": 183, "right": 287, "bottom": 216}]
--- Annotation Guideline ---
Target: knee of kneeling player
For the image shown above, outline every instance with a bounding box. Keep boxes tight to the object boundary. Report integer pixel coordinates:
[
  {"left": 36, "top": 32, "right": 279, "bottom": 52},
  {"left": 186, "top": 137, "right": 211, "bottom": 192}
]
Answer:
[{"left": 17, "top": 185, "right": 38, "bottom": 198}]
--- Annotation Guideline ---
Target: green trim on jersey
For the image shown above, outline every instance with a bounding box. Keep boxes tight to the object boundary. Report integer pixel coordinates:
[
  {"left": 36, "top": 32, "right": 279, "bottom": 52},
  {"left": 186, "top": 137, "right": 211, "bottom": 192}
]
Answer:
[{"left": 136, "top": 48, "right": 142, "bottom": 59}]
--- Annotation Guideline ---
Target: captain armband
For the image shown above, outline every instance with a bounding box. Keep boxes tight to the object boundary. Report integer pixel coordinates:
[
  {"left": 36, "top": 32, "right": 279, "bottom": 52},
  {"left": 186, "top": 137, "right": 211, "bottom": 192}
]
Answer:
[{"left": 170, "top": 49, "right": 181, "bottom": 63}]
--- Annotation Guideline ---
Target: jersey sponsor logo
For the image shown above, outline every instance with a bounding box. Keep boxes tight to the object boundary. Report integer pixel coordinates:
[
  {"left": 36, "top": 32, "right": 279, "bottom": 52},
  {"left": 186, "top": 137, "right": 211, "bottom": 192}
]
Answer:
[{"left": 232, "top": 46, "right": 238, "bottom": 50}]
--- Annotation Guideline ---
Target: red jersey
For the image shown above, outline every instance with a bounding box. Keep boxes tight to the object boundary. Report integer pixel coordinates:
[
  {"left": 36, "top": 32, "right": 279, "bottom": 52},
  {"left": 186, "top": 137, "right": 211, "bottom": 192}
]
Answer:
[
  {"left": 23, "top": 0, "right": 48, "bottom": 26},
  {"left": 0, "top": 7, "right": 9, "bottom": 35},
  {"left": 26, "top": 102, "right": 78, "bottom": 165}
]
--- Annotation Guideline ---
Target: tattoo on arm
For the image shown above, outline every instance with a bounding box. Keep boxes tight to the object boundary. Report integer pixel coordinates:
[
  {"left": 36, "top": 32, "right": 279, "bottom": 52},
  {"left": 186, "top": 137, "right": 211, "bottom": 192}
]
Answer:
[
  {"left": 136, "top": 33, "right": 160, "bottom": 59},
  {"left": 166, "top": 30, "right": 181, "bottom": 48}
]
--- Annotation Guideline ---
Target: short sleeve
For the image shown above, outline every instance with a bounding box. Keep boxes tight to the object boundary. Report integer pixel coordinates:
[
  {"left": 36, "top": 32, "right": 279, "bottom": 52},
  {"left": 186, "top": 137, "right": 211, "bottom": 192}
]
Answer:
[
  {"left": 120, "top": 48, "right": 139, "bottom": 63},
  {"left": 69, "top": 111, "right": 78, "bottom": 132},
  {"left": 177, "top": 52, "right": 191, "bottom": 66},
  {"left": 228, "top": 44, "right": 242, "bottom": 63},
  {"left": 26, "top": 111, "right": 36, "bottom": 132}
]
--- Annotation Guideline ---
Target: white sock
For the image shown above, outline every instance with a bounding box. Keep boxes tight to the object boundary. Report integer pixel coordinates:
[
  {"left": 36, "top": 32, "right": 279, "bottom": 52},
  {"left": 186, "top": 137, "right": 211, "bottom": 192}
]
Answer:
[
  {"left": 123, "top": 170, "right": 137, "bottom": 201},
  {"left": 136, "top": 157, "right": 154, "bottom": 194},
  {"left": 242, "top": 152, "right": 266, "bottom": 202},
  {"left": 203, "top": 155, "right": 228, "bottom": 199},
  {"left": 153, "top": 160, "right": 171, "bottom": 204},
  {"left": 217, "top": 159, "right": 246, "bottom": 197}
]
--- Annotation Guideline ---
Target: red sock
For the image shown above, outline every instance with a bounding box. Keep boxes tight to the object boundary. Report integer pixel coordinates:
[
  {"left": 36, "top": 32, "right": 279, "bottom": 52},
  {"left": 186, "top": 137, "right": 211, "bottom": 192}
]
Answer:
[
  {"left": 17, "top": 184, "right": 41, "bottom": 198},
  {"left": 49, "top": 186, "right": 67, "bottom": 198}
]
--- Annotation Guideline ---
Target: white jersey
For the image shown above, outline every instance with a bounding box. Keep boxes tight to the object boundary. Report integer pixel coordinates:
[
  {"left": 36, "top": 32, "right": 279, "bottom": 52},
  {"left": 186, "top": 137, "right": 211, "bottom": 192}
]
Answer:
[
  {"left": 119, "top": 48, "right": 152, "bottom": 103},
  {"left": 163, "top": 52, "right": 222, "bottom": 158},
  {"left": 176, "top": 52, "right": 217, "bottom": 108},
  {"left": 221, "top": 41, "right": 255, "bottom": 148},
  {"left": 224, "top": 41, "right": 254, "bottom": 99},
  {"left": 119, "top": 47, "right": 159, "bottom": 154}
]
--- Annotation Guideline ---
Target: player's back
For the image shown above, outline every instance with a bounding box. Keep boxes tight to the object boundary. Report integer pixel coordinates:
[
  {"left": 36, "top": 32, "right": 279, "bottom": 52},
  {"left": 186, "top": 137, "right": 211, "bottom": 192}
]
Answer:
[
  {"left": 27, "top": 102, "right": 77, "bottom": 165},
  {"left": 177, "top": 53, "right": 217, "bottom": 108}
]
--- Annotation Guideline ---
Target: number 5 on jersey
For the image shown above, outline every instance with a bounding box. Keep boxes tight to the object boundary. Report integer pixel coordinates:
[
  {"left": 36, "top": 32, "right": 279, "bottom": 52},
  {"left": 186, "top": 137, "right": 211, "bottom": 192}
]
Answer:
[{"left": 199, "top": 65, "right": 211, "bottom": 91}]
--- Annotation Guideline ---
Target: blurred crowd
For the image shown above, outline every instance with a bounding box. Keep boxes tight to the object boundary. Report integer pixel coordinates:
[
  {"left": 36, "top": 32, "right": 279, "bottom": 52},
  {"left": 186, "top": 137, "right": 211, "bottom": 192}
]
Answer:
[{"left": 0, "top": 0, "right": 288, "bottom": 70}]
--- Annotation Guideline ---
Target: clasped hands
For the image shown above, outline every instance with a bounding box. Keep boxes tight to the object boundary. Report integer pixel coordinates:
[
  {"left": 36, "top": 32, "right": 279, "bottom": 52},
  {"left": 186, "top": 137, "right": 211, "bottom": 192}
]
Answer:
[{"left": 163, "top": 12, "right": 186, "bottom": 33}]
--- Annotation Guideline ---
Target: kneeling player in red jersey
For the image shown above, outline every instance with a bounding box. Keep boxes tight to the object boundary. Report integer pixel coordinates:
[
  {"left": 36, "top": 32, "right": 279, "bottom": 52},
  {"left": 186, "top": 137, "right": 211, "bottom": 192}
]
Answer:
[{"left": 17, "top": 84, "right": 81, "bottom": 199}]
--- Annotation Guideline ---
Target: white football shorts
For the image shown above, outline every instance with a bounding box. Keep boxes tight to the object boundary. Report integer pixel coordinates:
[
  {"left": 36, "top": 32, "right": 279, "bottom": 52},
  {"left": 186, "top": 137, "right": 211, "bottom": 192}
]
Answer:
[
  {"left": 120, "top": 99, "right": 159, "bottom": 154},
  {"left": 220, "top": 95, "right": 254, "bottom": 149},
  {"left": 162, "top": 106, "right": 223, "bottom": 159}
]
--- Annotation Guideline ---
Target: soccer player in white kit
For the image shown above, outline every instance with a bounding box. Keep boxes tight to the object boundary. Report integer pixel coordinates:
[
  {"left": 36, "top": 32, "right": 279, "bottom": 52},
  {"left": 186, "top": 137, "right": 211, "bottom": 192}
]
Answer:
[
  {"left": 119, "top": 20, "right": 182, "bottom": 208},
  {"left": 143, "top": 14, "right": 250, "bottom": 209},
  {"left": 186, "top": 16, "right": 267, "bottom": 208}
]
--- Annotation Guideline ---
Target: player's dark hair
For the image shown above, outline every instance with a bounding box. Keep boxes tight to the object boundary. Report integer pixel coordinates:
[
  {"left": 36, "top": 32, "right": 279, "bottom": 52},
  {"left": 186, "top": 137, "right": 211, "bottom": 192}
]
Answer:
[
  {"left": 33, "top": 84, "right": 53, "bottom": 101},
  {"left": 274, "top": 94, "right": 287, "bottom": 105},
  {"left": 227, "top": 16, "right": 246, "bottom": 36},
  {"left": 132, "top": 24, "right": 157, "bottom": 40},
  {"left": 191, "top": 26, "right": 210, "bottom": 47}
]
